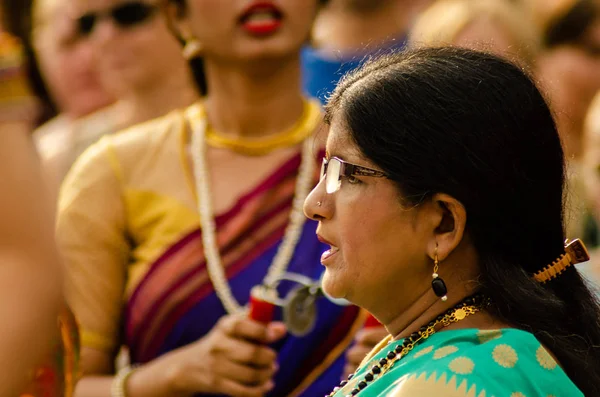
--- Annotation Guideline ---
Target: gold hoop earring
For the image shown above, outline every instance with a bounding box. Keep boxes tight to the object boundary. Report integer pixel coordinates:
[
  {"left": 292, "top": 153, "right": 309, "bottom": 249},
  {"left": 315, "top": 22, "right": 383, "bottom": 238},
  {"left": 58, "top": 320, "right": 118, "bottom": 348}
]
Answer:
[
  {"left": 432, "top": 244, "right": 448, "bottom": 301},
  {"left": 182, "top": 38, "right": 202, "bottom": 60}
]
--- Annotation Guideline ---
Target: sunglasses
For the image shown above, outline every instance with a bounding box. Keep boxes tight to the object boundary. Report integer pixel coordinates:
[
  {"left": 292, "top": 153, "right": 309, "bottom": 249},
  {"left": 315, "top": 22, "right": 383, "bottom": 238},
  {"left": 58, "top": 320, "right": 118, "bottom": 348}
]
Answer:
[
  {"left": 320, "top": 157, "right": 388, "bottom": 194},
  {"left": 76, "top": 1, "right": 158, "bottom": 36}
]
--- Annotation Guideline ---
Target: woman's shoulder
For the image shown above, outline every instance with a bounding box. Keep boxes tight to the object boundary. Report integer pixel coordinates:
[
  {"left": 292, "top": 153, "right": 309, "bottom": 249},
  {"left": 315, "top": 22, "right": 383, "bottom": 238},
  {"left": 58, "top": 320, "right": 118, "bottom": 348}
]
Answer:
[
  {"left": 379, "top": 328, "right": 583, "bottom": 397},
  {"left": 106, "top": 106, "right": 189, "bottom": 154},
  {"left": 69, "top": 105, "right": 193, "bottom": 181}
]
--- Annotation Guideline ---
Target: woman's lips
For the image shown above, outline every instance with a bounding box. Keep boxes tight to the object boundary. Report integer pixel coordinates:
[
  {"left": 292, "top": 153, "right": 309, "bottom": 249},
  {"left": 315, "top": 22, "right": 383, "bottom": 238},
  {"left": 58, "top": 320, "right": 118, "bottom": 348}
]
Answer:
[
  {"left": 239, "top": 2, "right": 283, "bottom": 36},
  {"left": 321, "top": 246, "right": 340, "bottom": 264},
  {"left": 318, "top": 235, "right": 339, "bottom": 264}
]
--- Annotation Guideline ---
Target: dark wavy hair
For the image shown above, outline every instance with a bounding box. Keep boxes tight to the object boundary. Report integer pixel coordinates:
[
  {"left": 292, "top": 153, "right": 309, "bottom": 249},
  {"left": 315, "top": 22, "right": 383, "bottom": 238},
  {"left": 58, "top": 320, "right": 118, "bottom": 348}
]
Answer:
[
  {"left": 166, "top": 0, "right": 329, "bottom": 95},
  {"left": 325, "top": 46, "right": 600, "bottom": 395}
]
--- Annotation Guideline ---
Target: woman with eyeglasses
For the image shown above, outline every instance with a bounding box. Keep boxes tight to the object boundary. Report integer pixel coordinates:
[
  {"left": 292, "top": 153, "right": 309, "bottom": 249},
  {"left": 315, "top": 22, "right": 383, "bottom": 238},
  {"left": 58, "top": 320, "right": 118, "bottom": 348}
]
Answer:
[
  {"left": 34, "top": 0, "right": 198, "bottom": 204},
  {"left": 303, "top": 47, "right": 600, "bottom": 396},
  {"left": 36, "top": 0, "right": 200, "bottom": 182},
  {"left": 57, "top": 1, "right": 363, "bottom": 396}
]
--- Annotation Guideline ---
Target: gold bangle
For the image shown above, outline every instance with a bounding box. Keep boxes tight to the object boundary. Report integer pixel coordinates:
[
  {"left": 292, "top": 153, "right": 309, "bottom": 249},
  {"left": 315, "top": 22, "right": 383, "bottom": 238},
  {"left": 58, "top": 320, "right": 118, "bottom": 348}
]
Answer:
[{"left": 111, "top": 365, "right": 138, "bottom": 397}]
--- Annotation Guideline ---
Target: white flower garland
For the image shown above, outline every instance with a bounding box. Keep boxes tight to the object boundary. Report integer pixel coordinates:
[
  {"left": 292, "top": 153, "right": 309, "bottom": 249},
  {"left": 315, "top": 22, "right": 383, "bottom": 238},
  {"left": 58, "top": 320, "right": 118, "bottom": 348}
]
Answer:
[{"left": 188, "top": 106, "right": 317, "bottom": 314}]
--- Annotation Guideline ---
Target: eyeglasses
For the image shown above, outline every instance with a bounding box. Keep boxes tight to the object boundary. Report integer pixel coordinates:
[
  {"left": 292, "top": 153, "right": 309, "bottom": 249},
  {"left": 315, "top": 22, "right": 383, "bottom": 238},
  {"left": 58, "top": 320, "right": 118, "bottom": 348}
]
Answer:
[
  {"left": 76, "top": 1, "right": 158, "bottom": 37},
  {"left": 320, "top": 157, "right": 388, "bottom": 194}
]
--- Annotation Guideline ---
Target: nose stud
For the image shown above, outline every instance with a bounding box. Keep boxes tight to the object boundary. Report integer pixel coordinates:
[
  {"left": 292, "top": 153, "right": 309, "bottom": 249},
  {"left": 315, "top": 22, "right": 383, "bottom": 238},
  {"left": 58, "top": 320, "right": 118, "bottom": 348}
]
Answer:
[{"left": 317, "top": 201, "right": 322, "bottom": 207}]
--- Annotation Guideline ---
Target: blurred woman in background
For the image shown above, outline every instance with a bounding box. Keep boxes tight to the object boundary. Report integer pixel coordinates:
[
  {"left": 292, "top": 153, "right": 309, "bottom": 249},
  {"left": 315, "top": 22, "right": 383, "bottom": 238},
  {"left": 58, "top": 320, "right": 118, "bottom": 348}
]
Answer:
[
  {"left": 534, "top": 0, "right": 600, "bottom": 243},
  {"left": 37, "top": 0, "right": 198, "bottom": 199},
  {"left": 31, "top": 0, "right": 113, "bottom": 123},
  {"left": 535, "top": 0, "right": 600, "bottom": 162},
  {"left": 31, "top": 0, "right": 114, "bottom": 199},
  {"left": 57, "top": 0, "right": 362, "bottom": 396}
]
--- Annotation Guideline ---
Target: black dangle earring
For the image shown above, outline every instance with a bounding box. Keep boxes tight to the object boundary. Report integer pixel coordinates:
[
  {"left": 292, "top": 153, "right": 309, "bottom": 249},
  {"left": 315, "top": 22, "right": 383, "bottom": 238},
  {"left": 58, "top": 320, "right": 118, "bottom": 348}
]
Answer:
[{"left": 432, "top": 244, "right": 448, "bottom": 301}]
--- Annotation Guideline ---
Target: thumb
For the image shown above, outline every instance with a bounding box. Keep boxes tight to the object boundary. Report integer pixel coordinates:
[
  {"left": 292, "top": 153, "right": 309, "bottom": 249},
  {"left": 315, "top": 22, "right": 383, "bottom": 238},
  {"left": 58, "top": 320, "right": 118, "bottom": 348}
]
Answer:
[{"left": 266, "top": 322, "right": 287, "bottom": 342}]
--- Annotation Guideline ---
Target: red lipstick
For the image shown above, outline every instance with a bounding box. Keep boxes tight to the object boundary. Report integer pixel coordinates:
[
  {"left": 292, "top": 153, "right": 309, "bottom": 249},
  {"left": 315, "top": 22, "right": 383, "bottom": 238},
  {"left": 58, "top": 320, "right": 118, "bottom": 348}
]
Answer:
[{"left": 239, "top": 2, "right": 283, "bottom": 36}]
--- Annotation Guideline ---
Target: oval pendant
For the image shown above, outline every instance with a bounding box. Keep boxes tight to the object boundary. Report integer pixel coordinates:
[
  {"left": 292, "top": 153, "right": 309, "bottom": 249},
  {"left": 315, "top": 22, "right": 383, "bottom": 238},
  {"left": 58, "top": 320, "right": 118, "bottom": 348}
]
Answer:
[
  {"left": 432, "top": 278, "right": 448, "bottom": 298},
  {"left": 283, "top": 285, "right": 318, "bottom": 337}
]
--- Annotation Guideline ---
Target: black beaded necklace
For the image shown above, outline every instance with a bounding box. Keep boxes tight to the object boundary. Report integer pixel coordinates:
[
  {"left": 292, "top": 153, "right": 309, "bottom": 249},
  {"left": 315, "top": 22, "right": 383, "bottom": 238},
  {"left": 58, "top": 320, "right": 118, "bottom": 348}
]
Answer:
[{"left": 327, "top": 294, "right": 489, "bottom": 397}]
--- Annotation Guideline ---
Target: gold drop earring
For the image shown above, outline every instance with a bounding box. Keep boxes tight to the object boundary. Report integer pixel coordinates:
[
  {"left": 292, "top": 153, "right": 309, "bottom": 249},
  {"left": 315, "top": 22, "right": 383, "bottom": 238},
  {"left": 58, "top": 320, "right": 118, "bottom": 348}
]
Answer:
[{"left": 182, "top": 37, "right": 202, "bottom": 60}]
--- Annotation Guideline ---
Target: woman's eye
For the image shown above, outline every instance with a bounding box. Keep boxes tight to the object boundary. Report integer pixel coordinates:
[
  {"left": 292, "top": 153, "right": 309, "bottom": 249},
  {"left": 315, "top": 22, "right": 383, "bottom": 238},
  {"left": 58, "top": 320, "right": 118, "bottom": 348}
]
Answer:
[{"left": 347, "top": 175, "right": 360, "bottom": 184}]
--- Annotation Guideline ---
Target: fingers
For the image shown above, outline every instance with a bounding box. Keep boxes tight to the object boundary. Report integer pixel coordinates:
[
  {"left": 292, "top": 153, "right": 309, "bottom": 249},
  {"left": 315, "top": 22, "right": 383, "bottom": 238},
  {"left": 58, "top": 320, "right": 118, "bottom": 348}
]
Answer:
[
  {"left": 219, "top": 315, "right": 287, "bottom": 344},
  {"left": 218, "top": 335, "right": 278, "bottom": 367},
  {"left": 355, "top": 326, "right": 389, "bottom": 346},
  {"left": 197, "top": 315, "right": 286, "bottom": 396},
  {"left": 215, "top": 359, "right": 277, "bottom": 386},
  {"left": 162, "top": 316, "right": 283, "bottom": 397},
  {"left": 266, "top": 322, "right": 287, "bottom": 343}
]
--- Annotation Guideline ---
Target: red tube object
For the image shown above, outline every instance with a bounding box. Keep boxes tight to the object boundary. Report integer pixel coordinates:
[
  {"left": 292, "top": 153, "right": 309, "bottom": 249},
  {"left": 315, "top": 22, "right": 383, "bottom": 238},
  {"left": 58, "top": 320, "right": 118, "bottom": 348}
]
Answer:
[{"left": 248, "top": 286, "right": 276, "bottom": 324}]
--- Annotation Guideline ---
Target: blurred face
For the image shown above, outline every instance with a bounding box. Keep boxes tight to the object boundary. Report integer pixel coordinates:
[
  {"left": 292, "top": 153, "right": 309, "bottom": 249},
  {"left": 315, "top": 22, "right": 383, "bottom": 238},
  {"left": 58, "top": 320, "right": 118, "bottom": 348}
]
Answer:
[
  {"left": 453, "top": 18, "right": 516, "bottom": 60},
  {"left": 75, "top": 0, "right": 186, "bottom": 95},
  {"left": 303, "top": 114, "right": 432, "bottom": 311},
  {"left": 538, "top": 15, "right": 600, "bottom": 157},
  {"left": 583, "top": 104, "right": 600, "bottom": 222},
  {"left": 34, "top": 5, "right": 113, "bottom": 117},
  {"left": 179, "top": 0, "right": 319, "bottom": 64},
  {"left": 539, "top": 48, "right": 600, "bottom": 157}
]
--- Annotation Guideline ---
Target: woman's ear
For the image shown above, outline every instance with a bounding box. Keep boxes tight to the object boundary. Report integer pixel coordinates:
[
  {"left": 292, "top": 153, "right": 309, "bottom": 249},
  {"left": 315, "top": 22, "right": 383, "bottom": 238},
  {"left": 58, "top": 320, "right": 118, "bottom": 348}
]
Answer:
[
  {"left": 162, "top": 0, "right": 190, "bottom": 42},
  {"left": 427, "top": 193, "right": 467, "bottom": 262}
]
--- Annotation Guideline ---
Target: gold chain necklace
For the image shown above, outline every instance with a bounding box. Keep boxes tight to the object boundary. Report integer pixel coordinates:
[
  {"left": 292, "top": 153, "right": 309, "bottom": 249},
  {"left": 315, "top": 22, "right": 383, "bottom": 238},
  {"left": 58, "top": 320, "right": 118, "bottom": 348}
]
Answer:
[
  {"left": 204, "top": 99, "right": 322, "bottom": 156},
  {"left": 328, "top": 295, "right": 489, "bottom": 396}
]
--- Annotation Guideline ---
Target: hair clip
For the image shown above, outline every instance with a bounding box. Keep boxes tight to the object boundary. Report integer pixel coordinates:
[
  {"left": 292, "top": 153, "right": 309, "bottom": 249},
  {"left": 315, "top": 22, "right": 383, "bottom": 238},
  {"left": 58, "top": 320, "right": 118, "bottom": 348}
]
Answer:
[{"left": 533, "top": 238, "right": 590, "bottom": 283}]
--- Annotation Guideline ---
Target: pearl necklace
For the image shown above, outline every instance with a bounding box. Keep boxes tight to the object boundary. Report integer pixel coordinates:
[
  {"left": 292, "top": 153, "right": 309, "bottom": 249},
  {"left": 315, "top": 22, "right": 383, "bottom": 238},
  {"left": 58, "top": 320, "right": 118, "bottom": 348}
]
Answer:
[{"left": 187, "top": 104, "right": 318, "bottom": 315}]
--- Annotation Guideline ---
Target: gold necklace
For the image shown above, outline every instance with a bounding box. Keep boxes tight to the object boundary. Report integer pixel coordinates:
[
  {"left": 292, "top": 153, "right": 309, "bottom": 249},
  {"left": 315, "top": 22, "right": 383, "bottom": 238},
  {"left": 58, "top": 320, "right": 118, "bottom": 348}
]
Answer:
[
  {"left": 328, "top": 294, "right": 489, "bottom": 396},
  {"left": 204, "top": 99, "right": 322, "bottom": 156}
]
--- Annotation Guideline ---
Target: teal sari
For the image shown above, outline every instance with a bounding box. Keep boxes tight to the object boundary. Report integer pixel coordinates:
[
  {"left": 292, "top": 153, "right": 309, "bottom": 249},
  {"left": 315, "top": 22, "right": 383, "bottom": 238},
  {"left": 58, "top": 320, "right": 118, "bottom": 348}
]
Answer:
[{"left": 332, "top": 328, "right": 582, "bottom": 396}]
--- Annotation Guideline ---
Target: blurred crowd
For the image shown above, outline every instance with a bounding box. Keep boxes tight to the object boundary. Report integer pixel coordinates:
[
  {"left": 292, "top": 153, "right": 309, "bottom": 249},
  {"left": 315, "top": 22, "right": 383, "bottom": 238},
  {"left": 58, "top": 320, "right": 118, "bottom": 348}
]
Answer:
[
  {"left": 13, "top": 0, "right": 599, "bottom": 272},
  {"left": 1, "top": 0, "right": 600, "bottom": 395}
]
